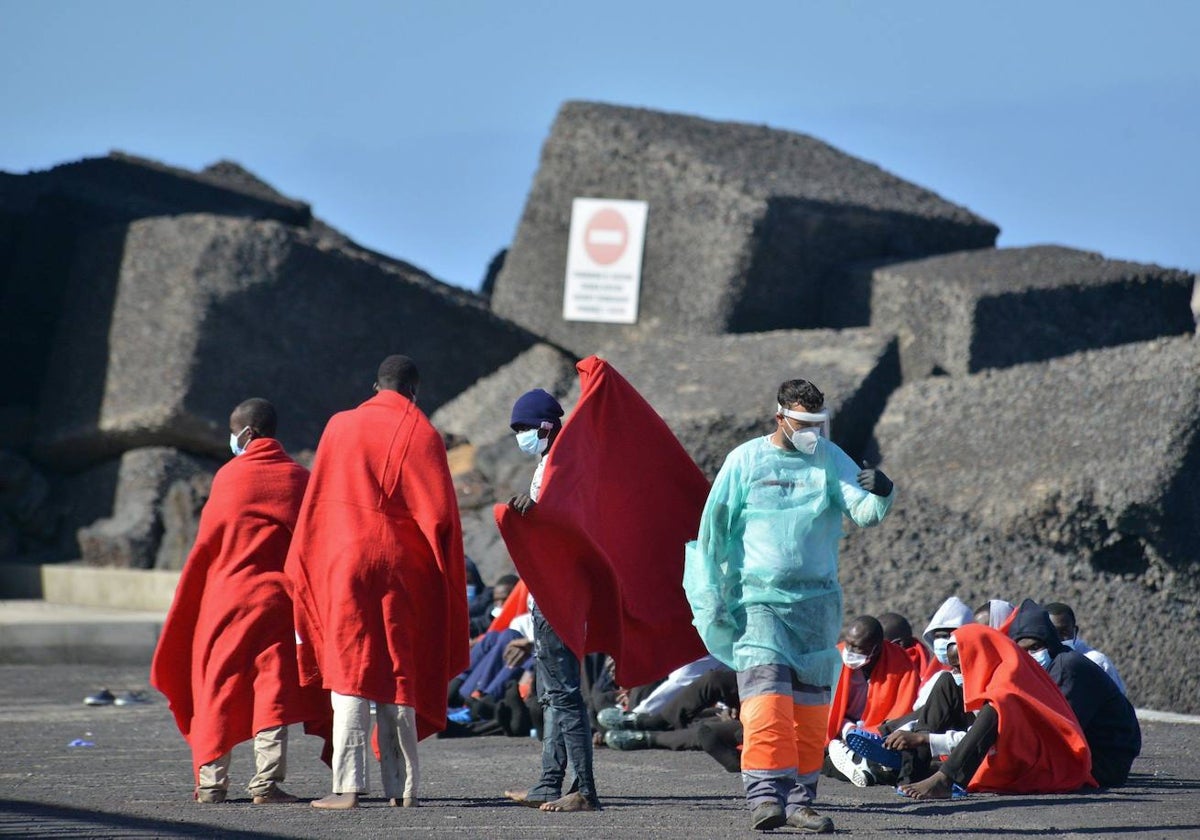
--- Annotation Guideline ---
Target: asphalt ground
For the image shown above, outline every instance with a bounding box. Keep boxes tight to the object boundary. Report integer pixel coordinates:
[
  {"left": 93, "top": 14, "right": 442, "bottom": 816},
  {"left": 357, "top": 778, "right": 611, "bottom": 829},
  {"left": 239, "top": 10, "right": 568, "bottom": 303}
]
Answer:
[{"left": 0, "top": 665, "right": 1198, "bottom": 839}]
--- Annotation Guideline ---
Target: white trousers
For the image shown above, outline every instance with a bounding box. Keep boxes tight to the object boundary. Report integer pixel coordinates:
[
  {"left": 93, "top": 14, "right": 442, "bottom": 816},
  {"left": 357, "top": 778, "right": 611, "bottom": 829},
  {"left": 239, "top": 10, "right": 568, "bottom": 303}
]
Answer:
[
  {"left": 330, "top": 691, "right": 419, "bottom": 799},
  {"left": 198, "top": 725, "right": 287, "bottom": 796}
]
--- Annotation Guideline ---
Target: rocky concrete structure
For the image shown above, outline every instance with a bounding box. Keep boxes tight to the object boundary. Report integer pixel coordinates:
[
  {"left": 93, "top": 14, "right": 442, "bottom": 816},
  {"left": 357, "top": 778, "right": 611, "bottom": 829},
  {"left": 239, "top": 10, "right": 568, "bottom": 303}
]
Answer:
[
  {"left": 76, "top": 447, "right": 216, "bottom": 569},
  {"left": 33, "top": 213, "right": 538, "bottom": 469},
  {"left": 868, "top": 245, "right": 1196, "bottom": 380},
  {"left": 491, "top": 101, "right": 998, "bottom": 356}
]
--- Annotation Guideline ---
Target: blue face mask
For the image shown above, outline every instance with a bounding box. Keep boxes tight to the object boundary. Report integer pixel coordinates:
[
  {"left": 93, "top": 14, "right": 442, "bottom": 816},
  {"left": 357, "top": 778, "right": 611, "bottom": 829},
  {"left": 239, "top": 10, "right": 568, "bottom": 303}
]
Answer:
[
  {"left": 515, "top": 428, "right": 547, "bottom": 457},
  {"left": 933, "top": 637, "right": 951, "bottom": 665},
  {"left": 1030, "top": 648, "right": 1052, "bottom": 670},
  {"left": 951, "top": 672, "right": 964, "bottom": 686},
  {"left": 229, "top": 426, "right": 251, "bottom": 456}
]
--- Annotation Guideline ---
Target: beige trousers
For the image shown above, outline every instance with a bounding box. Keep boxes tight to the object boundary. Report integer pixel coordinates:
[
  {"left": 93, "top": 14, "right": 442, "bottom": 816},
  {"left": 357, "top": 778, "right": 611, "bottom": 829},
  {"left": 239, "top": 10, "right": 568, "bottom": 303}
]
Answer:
[
  {"left": 198, "top": 725, "right": 287, "bottom": 796},
  {"left": 330, "top": 691, "right": 419, "bottom": 799}
]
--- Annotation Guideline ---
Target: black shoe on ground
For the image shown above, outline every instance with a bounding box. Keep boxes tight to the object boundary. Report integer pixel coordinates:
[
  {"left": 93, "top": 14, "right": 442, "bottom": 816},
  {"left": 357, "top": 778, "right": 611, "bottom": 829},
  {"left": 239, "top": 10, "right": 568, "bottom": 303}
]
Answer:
[
  {"left": 84, "top": 688, "right": 115, "bottom": 706},
  {"left": 751, "top": 802, "right": 786, "bottom": 831},
  {"left": 787, "top": 806, "right": 834, "bottom": 833}
]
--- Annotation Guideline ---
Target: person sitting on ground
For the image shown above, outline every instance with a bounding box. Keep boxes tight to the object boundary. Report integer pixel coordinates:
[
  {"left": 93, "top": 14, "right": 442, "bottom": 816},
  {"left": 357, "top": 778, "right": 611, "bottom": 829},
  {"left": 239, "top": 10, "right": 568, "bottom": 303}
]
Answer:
[
  {"left": 600, "top": 667, "right": 739, "bottom": 758},
  {"left": 1045, "top": 601, "right": 1127, "bottom": 695},
  {"left": 1008, "top": 599, "right": 1141, "bottom": 787},
  {"left": 469, "top": 573, "right": 520, "bottom": 638},
  {"left": 898, "top": 623, "right": 1095, "bottom": 800},
  {"left": 879, "top": 612, "right": 938, "bottom": 685},
  {"left": 823, "top": 615, "right": 920, "bottom": 788},
  {"left": 974, "top": 599, "right": 1014, "bottom": 629}
]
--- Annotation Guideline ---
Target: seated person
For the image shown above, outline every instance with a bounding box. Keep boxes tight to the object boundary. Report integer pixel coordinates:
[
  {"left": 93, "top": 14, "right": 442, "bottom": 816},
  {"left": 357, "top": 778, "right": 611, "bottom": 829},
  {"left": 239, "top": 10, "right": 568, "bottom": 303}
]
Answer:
[
  {"left": 909, "top": 596, "right": 974, "bottom": 710},
  {"left": 470, "top": 573, "right": 519, "bottom": 637},
  {"left": 879, "top": 612, "right": 937, "bottom": 685},
  {"left": 597, "top": 654, "right": 724, "bottom": 720},
  {"left": 823, "top": 616, "right": 920, "bottom": 787},
  {"left": 600, "top": 667, "right": 739, "bottom": 756},
  {"left": 899, "top": 624, "right": 1095, "bottom": 799},
  {"left": 974, "top": 599, "right": 1014, "bottom": 629},
  {"left": 1009, "top": 599, "right": 1141, "bottom": 787},
  {"left": 1045, "top": 601, "right": 1127, "bottom": 695}
]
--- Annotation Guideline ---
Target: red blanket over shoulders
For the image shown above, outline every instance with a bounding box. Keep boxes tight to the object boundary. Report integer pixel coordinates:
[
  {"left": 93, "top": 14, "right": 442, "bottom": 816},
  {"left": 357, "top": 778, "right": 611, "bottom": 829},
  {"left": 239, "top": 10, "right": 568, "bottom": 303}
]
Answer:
[
  {"left": 150, "top": 438, "right": 331, "bottom": 777},
  {"left": 285, "top": 390, "right": 468, "bottom": 739},
  {"left": 493, "top": 356, "right": 710, "bottom": 688},
  {"left": 956, "top": 623, "right": 1096, "bottom": 793},
  {"left": 826, "top": 640, "right": 920, "bottom": 743}
]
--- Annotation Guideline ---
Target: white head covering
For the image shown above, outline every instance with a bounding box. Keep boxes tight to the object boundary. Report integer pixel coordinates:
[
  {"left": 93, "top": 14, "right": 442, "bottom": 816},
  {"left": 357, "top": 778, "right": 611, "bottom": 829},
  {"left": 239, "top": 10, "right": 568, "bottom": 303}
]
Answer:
[
  {"left": 922, "top": 596, "right": 975, "bottom": 648},
  {"left": 984, "top": 599, "right": 1014, "bottom": 629}
]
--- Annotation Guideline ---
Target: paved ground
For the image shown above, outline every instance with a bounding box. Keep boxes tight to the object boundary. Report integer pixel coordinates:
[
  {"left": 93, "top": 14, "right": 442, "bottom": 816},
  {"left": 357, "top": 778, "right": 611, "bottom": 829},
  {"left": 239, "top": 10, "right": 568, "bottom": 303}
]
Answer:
[{"left": 1, "top": 665, "right": 1198, "bottom": 839}]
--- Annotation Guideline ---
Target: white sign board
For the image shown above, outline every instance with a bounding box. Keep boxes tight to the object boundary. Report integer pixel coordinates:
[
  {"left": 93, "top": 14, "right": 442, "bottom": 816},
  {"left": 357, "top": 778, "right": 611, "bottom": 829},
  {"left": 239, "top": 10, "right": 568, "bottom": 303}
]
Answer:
[{"left": 563, "top": 198, "right": 648, "bottom": 324}]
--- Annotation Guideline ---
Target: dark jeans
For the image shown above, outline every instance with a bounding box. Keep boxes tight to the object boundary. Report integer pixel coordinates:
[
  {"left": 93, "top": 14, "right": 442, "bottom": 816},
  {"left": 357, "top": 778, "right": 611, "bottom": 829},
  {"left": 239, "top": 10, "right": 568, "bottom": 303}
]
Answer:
[{"left": 528, "top": 605, "right": 598, "bottom": 805}]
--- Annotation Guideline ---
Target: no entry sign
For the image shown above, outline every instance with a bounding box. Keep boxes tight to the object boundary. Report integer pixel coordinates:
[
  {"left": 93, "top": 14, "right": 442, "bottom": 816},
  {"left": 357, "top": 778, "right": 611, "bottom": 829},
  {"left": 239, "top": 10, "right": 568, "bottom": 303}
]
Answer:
[{"left": 563, "top": 198, "right": 648, "bottom": 324}]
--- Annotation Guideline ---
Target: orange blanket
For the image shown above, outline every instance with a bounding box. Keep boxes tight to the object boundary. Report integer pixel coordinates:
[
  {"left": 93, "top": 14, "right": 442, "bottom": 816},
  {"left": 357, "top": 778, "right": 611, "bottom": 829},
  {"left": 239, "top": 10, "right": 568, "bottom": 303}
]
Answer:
[
  {"left": 151, "top": 438, "right": 331, "bottom": 777},
  {"left": 826, "top": 640, "right": 920, "bottom": 743},
  {"left": 285, "top": 390, "right": 469, "bottom": 739},
  {"left": 956, "top": 623, "right": 1096, "bottom": 793},
  {"left": 494, "top": 357, "right": 710, "bottom": 688}
]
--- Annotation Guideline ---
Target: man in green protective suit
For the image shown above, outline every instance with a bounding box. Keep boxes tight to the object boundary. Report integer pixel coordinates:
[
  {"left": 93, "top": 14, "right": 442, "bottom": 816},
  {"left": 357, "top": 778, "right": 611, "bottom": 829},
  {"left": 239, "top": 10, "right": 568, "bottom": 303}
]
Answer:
[{"left": 684, "top": 379, "right": 896, "bottom": 833}]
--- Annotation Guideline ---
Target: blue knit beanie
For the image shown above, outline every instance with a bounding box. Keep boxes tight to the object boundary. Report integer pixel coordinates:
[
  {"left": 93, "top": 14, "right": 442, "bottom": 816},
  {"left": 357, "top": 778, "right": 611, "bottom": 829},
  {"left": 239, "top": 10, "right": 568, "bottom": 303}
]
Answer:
[{"left": 510, "top": 389, "right": 564, "bottom": 431}]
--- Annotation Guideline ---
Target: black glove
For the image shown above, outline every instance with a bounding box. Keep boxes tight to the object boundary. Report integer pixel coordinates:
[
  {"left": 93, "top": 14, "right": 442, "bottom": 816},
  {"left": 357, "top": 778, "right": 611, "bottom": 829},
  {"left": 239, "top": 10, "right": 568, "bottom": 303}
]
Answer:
[
  {"left": 857, "top": 461, "right": 893, "bottom": 497},
  {"left": 508, "top": 493, "right": 536, "bottom": 515}
]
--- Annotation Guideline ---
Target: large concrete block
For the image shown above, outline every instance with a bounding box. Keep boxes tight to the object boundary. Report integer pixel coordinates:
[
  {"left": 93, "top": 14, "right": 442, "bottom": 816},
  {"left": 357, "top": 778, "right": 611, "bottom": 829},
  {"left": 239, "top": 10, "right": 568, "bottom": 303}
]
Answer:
[
  {"left": 76, "top": 447, "right": 216, "bottom": 570},
  {"left": 32, "top": 214, "right": 538, "bottom": 468},
  {"left": 875, "top": 335, "right": 1200, "bottom": 575},
  {"left": 869, "top": 245, "right": 1196, "bottom": 380},
  {"left": 0, "top": 154, "right": 317, "bottom": 420},
  {"left": 491, "top": 101, "right": 998, "bottom": 354}
]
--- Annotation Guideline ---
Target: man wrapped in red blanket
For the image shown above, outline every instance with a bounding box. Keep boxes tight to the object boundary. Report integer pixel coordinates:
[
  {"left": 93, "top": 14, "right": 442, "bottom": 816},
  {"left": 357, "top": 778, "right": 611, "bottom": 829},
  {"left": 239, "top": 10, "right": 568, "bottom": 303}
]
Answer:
[
  {"left": 285, "top": 355, "right": 468, "bottom": 810},
  {"left": 152, "top": 398, "right": 331, "bottom": 804}
]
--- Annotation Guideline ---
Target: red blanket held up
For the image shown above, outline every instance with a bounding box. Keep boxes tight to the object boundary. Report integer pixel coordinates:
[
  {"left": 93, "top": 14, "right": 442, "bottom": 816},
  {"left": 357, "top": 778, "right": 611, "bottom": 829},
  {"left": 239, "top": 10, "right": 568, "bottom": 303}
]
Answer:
[
  {"left": 285, "top": 390, "right": 469, "bottom": 739},
  {"left": 956, "top": 624, "right": 1096, "bottom": 793},
  {"left": 826, "top": 640, "right": 920, "bottom": 743},
  {"left": 494, "top": 356, "right": 710, "bottom": 688},
  {"left": 151, "top": 438, "right": 332, "bottom": 778}
]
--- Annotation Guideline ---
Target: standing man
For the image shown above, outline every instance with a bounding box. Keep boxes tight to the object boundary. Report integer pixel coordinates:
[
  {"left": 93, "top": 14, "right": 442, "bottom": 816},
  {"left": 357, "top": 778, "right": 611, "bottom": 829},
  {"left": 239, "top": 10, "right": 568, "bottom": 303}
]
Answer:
[
  {"left": 501, "top": 388, "right": 601, "bottom": 813},
  {"left": 684, "top": 379, "right": 895, "bottom": 833},
  {"left": 152, "top": 398, "right": 330, "bottom": 804},
  {"left": 286, "top": 355, "right": 469, "bottom": 810}
]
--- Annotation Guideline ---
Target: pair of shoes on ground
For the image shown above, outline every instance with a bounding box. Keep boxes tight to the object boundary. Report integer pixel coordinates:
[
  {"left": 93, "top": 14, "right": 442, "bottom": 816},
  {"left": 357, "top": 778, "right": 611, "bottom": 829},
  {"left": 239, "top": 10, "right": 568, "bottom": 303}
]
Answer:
[
  {"left": 750, "top": 802, "right": 833, "bottom": 833},
  {"left": 603, "top": 729, "right": 652, "bottom": 750},
  {"left": 845, "top": 727, "right": 902, "bottom": 770},
  {"left": 83, "top": 688, "right": 150, "bottom": 706},
  {"left": 827, "top": 737, "right": 878, "bottom": 787}
]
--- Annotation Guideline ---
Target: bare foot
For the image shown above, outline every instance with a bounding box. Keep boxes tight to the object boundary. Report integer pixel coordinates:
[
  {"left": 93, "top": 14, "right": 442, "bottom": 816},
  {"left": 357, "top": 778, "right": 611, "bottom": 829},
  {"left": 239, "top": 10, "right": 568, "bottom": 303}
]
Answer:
[
  {"left": 539, "top": 792, "right": 600, "bottom": 812},
  {"left": 388, "top": 797, "right": 418, "bottom": 807},
  {"left": 311, "top": 792, "right": 359, "bottom": 810},
  {"left": 504, "top": 789, "right": 550, "bottom": 808},
  {"left": 899, "top": 771, "right": 954, "bottom": 800}
]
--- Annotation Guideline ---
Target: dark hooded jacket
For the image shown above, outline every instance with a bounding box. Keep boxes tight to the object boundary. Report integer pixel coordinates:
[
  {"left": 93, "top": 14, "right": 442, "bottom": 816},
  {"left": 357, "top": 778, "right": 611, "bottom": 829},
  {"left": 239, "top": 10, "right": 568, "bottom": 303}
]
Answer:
[{"left": 1008, "top": 599, "right": 1141, "bottom": 786}]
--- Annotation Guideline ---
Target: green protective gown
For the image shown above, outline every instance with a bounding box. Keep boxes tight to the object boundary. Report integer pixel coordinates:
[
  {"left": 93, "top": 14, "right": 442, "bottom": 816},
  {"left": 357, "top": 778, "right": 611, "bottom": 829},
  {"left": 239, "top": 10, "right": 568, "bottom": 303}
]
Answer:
[{"left": 684, "top": 435, "right": 894, "bottom": 688}]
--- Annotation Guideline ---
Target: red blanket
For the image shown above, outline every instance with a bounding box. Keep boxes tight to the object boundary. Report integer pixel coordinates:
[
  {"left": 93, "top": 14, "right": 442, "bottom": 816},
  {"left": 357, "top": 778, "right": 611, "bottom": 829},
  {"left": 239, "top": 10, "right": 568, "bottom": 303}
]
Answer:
[
  {"left": 826, "top": 640, "right": 920, "bottom": 743},
  {"left": 956, "top": 624, "right": 1096, "bottom": 793},
  {"left": 285, "top": 391, "right": 469, "bottom": 739},
  {"left": 904, "top": 640, "right": 947, "bottom": 685},
  {"left": 150, "top": 438, "right": 331, "bottom": 777},
  {"left": 493, "top": 356, "right": 710, "bottom": 688}
]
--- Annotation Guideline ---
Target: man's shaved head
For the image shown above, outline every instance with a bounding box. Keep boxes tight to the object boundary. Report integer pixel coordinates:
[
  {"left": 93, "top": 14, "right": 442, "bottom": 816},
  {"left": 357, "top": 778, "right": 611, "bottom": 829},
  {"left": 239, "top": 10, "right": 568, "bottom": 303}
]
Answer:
[
  {"left": 376, "top": 355, "right": 419, "bottom": 395},
  {"left": 878, "top": 612, "right": 913, "bottom": 644},
  {"left": 845, "top": 615, "right": 884, "bottom": 653},
  {"left": 230, "top": 398, "right": 277, "bottom": 438}
]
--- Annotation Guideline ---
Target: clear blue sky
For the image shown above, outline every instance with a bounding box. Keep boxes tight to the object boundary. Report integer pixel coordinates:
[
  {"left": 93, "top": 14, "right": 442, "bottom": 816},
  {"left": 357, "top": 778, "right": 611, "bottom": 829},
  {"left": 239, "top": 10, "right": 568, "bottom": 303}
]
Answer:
[{"left": 3, "top": 1, "right": 1197, "bottom": 290}]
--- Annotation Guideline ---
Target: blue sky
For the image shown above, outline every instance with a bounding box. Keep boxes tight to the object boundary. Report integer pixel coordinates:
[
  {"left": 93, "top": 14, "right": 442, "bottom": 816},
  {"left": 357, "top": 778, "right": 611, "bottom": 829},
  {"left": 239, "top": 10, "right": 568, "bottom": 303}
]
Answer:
[{"left": 3, "top": 1, "right": 1197, "bottom": 289}]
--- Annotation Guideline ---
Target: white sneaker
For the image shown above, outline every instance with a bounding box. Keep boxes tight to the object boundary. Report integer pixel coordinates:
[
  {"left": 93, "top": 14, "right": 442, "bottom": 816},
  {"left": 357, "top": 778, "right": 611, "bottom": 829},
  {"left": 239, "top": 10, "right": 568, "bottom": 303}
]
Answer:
[{"left": 827, "top": 738, "right": 876, "bottom": 787}]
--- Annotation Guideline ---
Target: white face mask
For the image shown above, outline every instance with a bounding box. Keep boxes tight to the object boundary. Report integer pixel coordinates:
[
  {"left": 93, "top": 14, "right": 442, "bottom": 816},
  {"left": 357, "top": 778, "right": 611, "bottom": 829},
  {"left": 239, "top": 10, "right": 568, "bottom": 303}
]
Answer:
[
  {"left": 1061, "top": 636, "right": 1078, "bottom": 650},
  {"left": 841, "top": 648, "right": 869, "bottom": 670},
  {"left": 1030, "top": 648, "right": 1052, "bottom": 670},
  {"left": 229, "top": 425, "right": 251, "bottom": 456},
  {"left": 932, "top": 637, "right": 951, "bottom": 665},
  {"left": 515, "top": 428, "right": 547, "bottom": 457},
  {"left": 785, "top": 418, "right": 821, "bottom": 455}
]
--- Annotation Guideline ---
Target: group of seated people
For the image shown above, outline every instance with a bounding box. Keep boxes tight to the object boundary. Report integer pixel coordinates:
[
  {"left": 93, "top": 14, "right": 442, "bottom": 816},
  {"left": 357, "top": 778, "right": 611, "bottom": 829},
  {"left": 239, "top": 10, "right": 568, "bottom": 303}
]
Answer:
[{"left": 450, "top": 569, "right": 1141, "bottom": 799}]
